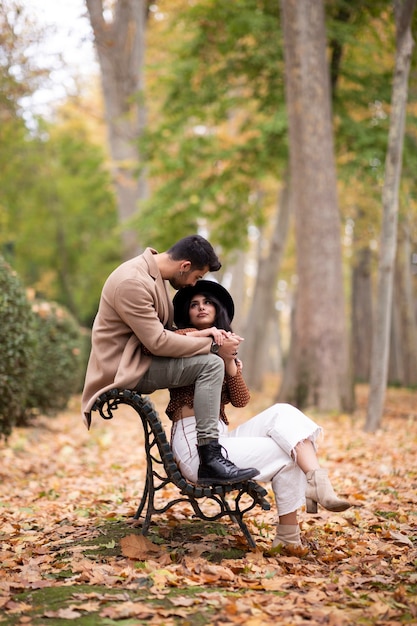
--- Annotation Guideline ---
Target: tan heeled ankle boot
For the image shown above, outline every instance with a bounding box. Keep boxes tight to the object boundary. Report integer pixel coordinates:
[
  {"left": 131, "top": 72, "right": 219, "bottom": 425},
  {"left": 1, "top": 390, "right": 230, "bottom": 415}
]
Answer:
[
  {"left": 272, "top": 524, "right": 302, "bottom": 548},
  {"left": 305, "top": 469, "right": 351, "bottom": 514}
]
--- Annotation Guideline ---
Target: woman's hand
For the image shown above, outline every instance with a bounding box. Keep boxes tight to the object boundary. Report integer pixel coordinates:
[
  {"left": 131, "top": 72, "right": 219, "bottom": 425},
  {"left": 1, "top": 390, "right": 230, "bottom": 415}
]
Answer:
[
  {"left": 209, "top": 327, "right": 230, "bottom": 345},
  {"left": 218, "top": 335, "right": 244, "bottom": 361},
  {"left": 218, "top": 337, "right": 244, "bottom": 376}
]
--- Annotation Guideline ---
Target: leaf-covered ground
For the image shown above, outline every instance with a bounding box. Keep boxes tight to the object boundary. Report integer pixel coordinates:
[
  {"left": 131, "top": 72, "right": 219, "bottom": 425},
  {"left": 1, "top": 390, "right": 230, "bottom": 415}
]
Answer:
[{"left": 1, "top": 382, "right": 416, "bottom": 625}]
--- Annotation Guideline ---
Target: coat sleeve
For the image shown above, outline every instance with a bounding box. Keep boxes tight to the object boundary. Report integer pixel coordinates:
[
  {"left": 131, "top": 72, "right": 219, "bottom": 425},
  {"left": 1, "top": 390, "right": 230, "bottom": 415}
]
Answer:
[{"left": 114, "top": 279, "right": 211, "bottom": 357}]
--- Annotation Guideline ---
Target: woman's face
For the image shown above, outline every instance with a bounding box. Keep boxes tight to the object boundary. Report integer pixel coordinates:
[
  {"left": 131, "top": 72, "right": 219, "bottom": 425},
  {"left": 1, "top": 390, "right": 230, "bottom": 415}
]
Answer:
[{"left": 188, "top": 294, "right": 217, "bottom": 329}]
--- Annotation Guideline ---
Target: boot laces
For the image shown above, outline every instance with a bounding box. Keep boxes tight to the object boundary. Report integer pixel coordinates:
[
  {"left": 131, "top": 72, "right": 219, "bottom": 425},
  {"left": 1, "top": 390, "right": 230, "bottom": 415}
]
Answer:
[{"left": 216, "top": 444, "right": 239, "bottom": 469}]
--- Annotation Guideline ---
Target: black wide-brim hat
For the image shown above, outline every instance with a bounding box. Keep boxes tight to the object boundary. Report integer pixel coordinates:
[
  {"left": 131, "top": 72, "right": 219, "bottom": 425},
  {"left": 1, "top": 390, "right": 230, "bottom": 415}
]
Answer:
[{"left": 173, "top": 280, "right": 235, "bottom": 327}]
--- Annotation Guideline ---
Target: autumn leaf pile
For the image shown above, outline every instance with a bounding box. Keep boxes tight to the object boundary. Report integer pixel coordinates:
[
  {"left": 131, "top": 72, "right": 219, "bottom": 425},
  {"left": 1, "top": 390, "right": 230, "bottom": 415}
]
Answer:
[{"left": 1, "top": 383, "right": 416, "bottom": 625}]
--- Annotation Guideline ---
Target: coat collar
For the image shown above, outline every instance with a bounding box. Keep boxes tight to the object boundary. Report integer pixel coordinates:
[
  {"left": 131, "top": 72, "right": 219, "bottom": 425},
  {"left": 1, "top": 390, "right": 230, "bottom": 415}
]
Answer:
[
  {"left": 143, "top": 247, "right": 159, "bottom": 280},
  {"left": 143, "top": 247, "right": 173, "bottom": 327}
]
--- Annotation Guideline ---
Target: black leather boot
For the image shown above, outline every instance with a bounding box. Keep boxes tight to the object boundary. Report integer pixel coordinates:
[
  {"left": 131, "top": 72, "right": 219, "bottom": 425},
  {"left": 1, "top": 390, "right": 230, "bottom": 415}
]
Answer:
[{"left": 197, "top": 441, "right": 259, "bottom": 486}]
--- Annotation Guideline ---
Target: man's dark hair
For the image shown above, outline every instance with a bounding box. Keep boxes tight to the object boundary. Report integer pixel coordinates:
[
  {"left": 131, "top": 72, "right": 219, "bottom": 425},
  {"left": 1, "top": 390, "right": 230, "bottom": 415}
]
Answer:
[{"left": 167, "top": 235, "right": 221, "bottom": 272}]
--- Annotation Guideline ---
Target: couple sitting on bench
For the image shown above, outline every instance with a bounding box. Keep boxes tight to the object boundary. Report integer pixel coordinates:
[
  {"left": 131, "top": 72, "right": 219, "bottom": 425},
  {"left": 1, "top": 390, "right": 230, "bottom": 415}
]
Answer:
[{"left": 82, "top": 235, "right": 351, "bottom": 549}]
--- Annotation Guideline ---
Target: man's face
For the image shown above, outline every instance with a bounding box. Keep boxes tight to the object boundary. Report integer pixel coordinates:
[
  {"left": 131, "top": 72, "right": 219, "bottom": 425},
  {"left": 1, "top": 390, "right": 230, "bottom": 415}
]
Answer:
[{"left": 169, "top": 266, "right": 209, "bottom": 290}]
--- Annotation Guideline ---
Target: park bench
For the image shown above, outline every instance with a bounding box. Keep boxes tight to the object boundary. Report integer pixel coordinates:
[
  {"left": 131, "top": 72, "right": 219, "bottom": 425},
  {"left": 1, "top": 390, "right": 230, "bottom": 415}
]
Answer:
[{"left": 91, "top": 388, "right": 271, "bottom": 549}]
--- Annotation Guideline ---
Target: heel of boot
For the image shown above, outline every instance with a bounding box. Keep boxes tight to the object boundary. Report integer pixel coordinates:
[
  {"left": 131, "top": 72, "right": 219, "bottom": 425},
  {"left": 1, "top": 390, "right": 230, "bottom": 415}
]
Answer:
[
  {"left": 306, "top": 497, "right": 318, "bottom": 514},
  {"left": 305, "top": 469, "right": 352, "bottom": 512}
]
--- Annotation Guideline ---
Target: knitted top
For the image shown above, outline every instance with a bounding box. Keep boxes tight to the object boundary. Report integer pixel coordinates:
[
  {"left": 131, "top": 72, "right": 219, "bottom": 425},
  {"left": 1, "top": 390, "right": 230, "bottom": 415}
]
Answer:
[
  {"left": 165, "top": 328, "right": 250, "bottom": 424},
  {"left": 166, "top": 367, "right": 250, "bottom": 424}
]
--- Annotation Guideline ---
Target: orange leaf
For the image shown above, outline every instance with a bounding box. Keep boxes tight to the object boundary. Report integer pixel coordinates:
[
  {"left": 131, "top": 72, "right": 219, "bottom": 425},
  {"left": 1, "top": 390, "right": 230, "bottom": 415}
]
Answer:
[{"left": 120, "top": 534, "right": 165, "bottom": 560}]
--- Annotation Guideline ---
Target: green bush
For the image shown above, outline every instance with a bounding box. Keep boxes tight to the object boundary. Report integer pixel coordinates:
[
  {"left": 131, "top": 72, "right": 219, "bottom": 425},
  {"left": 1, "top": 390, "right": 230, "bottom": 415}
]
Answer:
[
  {"left": 25, "top": 300, "right": 84, "bottom": 416},
  {"left": 76, "top": 326, "right": 91, "bottom": 393},
  {"left": 0, "top": 256, "right": 36, "bottom": 438},
  {"left": 0, "top": 258, "right": 85, "bottom": 436}
]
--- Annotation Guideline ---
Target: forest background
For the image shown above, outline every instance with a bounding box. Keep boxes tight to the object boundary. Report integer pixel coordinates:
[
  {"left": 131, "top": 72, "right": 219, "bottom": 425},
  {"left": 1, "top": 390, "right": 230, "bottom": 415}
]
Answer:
[
  {"left": 1, "top": 0, "right": 417, "bottom": 432},
  {"left": 1, "top": 2, "right": 417, "bottom": 624}
]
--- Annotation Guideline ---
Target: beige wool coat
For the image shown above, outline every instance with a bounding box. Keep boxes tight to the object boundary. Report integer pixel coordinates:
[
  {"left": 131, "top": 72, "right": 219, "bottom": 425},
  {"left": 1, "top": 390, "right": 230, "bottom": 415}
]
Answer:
[{"left": 81, "top": 248, "right": 211, "bottom": 428}]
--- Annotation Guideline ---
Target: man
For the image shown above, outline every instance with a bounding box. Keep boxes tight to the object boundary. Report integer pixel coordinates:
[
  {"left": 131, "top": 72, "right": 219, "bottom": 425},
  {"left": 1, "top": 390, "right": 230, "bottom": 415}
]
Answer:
[{"left": 82, "top": 234, "right": 257, "bottom": 485}]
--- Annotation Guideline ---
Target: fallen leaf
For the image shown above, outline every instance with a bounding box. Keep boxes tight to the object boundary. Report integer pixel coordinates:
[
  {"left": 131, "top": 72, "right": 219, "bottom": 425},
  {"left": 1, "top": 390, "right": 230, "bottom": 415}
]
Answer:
[
  {"left": 43, "top": 608, "right": 82, "bottom": 619},
  {"left": 385, "top": 530, "right": 413, "bottom": 546},
  {"left": 120, "top": 534, "right": 165, "bottom": 560}
]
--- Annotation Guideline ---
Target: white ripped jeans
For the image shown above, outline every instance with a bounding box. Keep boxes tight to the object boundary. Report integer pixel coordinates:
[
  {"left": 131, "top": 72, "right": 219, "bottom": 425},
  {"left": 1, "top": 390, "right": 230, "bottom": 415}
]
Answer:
[{"left": 171, "top": 403, "right": 322, "bottom": 516}]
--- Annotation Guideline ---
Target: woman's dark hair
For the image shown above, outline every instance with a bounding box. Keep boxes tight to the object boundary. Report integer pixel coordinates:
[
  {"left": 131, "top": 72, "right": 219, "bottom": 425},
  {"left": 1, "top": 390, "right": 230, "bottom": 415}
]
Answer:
[{"left": 176, "top": 290, "right": 232, "bottom": 332}]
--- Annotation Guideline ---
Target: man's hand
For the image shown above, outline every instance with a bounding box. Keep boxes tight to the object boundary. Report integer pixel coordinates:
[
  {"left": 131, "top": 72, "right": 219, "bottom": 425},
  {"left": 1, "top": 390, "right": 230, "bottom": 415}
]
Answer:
[
  {"left": 210, "top": 328, "right": 230, "bottom": 345},
  {"left": 217, "top": 335, "right": 244, "bottom": 361}
]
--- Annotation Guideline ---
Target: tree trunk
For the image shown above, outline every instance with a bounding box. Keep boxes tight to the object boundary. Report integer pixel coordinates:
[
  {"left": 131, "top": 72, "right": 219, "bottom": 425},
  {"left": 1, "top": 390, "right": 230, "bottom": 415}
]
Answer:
[
  {"left": 365, "top": 0, "right": 416, "bottom": 432},
  {"left": 227, "top": 249, "right": 247, "bottom": 337},
  {"left": 278, "top": 0, "right": 353, "bottom": 412},
  {"left": 240, "top": 182, "right": 291, "bottom": 390},
  {"left": 86, "top": 0, "right": 148, "bottom": 260},
  {"left": 388, "top": 220, "right": 417, "bottom": 386},
  {"left": 352, "top": 245, "right": 373, "bottom": 382},
  {"left": 388, "top": 282, "right": 404, "bottom": 385}
]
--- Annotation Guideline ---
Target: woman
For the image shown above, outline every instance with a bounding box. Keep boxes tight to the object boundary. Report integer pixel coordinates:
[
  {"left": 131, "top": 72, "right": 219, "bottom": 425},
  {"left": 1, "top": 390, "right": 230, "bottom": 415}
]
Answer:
[{"left": 169, "top": 280, "right": 351, "bottom": 548}]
